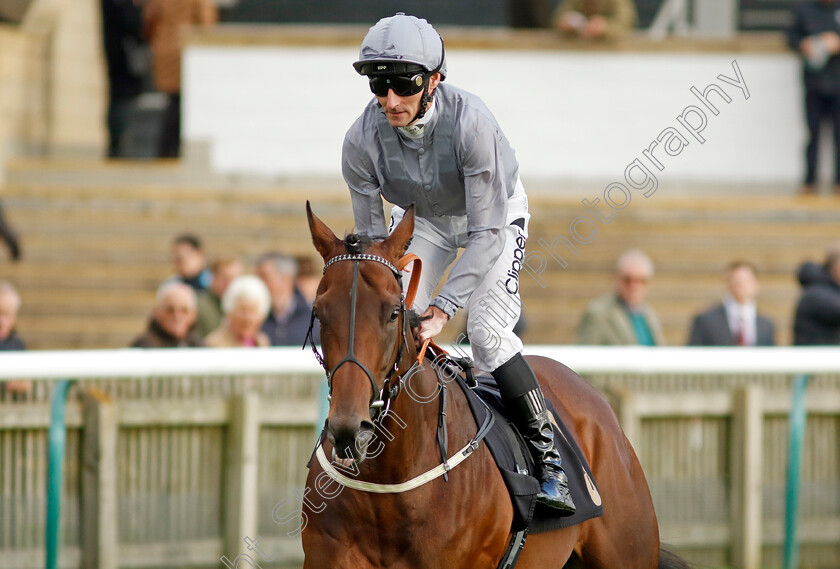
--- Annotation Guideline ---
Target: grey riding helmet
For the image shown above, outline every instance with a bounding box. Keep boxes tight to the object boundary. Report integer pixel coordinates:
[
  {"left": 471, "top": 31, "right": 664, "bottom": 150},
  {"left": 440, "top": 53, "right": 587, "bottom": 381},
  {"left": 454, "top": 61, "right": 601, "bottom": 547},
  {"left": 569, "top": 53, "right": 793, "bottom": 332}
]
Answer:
[{"left": 353, "top": 13, "right": 446, "bottom": 79}]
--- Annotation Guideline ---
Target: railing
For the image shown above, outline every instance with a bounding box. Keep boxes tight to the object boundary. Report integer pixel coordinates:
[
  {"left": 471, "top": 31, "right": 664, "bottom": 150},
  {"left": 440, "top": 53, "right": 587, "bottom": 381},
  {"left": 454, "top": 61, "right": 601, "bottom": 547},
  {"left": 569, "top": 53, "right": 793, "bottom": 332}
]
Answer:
[{"left": 0, "top": 346, "right": 838, "bottom": 569}]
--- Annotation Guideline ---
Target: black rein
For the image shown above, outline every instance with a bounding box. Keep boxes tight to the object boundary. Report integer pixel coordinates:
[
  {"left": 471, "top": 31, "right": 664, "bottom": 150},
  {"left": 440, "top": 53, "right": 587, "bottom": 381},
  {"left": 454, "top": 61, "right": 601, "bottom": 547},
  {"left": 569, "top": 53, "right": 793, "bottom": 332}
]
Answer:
[{"left": 305, "top": 253, "right": 414, "bottom": 422}]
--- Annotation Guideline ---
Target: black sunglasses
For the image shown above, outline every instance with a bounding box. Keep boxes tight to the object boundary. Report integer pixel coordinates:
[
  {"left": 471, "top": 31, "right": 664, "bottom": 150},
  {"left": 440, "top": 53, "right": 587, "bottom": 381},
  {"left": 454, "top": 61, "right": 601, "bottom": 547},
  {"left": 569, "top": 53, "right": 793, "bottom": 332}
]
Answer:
[{"left": 368, "top": 73, "right": 426, "bottom": 97}]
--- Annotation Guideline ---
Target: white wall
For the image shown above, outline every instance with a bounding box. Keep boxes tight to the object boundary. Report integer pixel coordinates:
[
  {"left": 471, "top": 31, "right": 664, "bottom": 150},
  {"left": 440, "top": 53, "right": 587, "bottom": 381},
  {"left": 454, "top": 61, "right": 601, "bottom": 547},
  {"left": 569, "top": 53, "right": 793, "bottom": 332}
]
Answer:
[{"left": 184, "top": 45, "right": 806, "bottom": 188}]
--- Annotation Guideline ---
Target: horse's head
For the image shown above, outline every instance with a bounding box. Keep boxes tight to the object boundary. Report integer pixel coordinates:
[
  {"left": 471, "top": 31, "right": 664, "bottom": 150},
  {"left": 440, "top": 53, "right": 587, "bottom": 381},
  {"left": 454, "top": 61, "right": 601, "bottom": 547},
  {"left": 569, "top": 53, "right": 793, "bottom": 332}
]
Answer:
[{"left": 307, "top": 202, "right": 416, "bottom": 465}]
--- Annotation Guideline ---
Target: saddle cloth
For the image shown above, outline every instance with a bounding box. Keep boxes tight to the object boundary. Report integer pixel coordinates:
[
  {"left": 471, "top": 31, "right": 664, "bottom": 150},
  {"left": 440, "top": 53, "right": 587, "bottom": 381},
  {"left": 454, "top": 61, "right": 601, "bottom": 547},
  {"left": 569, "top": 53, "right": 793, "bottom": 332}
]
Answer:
[{"left": 455, "top": 373, "right": 604, "bottom": 533}]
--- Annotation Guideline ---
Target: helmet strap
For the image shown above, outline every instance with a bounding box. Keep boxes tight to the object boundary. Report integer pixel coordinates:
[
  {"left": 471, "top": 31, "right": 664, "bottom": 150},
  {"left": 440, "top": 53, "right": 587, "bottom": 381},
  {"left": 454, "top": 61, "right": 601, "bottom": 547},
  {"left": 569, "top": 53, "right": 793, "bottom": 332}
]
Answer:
[
  {"left": 411, "top": 78, "right": 434, "bottom": 123},
  {"left": 410, "top": 36, "right": 444, "bottom": 124}
]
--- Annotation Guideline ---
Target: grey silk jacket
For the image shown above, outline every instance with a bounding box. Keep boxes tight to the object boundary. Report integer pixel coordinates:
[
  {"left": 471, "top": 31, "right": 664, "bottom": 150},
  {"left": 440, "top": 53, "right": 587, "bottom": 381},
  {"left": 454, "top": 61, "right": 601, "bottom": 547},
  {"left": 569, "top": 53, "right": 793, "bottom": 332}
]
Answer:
[{"left": 342, "top": 83, "right": 521, "bottom": 308}]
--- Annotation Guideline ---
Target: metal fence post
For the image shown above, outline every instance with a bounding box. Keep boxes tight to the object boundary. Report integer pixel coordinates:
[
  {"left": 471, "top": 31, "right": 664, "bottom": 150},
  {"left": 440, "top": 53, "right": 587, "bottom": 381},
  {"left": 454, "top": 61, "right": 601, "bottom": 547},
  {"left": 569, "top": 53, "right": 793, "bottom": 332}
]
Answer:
[
  {"left": 46, "top": 380, "right": 74, "bottom": 569},
  {"left": 783, "top": 374, "right": 810, "bottom": 569}
]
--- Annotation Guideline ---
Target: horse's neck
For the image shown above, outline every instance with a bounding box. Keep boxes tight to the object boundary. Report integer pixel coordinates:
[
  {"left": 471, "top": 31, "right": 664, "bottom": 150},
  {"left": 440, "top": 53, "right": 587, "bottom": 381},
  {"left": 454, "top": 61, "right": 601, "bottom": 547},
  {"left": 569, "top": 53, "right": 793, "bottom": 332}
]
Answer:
[{"left": 365, "top": 364, "right": 450, "bottom": 479}]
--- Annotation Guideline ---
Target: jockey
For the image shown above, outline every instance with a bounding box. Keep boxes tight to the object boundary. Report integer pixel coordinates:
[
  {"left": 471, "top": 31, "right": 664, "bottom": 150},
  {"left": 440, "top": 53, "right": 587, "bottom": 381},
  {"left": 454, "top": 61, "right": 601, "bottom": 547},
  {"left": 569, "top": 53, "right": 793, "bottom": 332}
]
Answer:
[{"left": 342, "top": 13, "right": 576, "bottom": 515}]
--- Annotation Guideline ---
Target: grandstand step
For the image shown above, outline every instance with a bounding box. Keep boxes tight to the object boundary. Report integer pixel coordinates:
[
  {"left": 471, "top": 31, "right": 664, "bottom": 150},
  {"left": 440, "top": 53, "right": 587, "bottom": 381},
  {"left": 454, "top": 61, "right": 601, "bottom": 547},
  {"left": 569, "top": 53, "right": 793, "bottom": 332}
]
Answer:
[{"left": 0, "top": 178, "right": 836, "bottom": 349}]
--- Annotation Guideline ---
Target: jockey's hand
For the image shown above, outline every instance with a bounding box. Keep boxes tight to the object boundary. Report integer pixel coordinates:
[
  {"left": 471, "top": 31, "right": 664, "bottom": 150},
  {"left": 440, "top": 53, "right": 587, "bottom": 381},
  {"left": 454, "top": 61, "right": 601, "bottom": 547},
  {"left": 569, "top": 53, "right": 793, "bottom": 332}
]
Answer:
[{"left": 414, "top": 305, "right": 449, "bottom": 344}]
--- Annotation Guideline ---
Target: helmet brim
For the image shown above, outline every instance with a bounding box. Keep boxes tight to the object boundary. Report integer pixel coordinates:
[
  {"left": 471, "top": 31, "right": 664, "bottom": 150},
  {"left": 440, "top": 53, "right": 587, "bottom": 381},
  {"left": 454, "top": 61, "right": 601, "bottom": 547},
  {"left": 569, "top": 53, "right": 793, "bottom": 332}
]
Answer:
[{"left": 353, "top": 59, "right": 428, "bottom": 77}]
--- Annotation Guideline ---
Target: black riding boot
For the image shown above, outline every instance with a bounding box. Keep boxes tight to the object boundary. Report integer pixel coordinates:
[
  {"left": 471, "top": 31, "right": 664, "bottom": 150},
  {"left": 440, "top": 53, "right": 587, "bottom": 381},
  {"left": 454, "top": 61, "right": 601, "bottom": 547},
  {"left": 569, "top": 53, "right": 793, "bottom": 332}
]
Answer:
[{"left": 492, "top": 353, "right": 576, "bottom": 515}]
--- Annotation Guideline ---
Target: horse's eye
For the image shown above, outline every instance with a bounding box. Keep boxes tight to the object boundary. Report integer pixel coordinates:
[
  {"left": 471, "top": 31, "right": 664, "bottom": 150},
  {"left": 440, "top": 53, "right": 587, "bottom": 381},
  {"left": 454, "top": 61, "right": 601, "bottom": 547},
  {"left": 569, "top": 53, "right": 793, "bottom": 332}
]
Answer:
[{"left": 390, "top": 307, "right": 400, "bottom": 322}]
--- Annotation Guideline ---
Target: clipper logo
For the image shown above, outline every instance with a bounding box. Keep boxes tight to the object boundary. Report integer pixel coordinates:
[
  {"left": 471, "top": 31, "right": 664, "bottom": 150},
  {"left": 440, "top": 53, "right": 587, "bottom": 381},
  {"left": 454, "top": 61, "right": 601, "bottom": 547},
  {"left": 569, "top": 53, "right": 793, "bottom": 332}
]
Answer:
[{"left": 505, "top": 228, "right": 527, "bottom": 295}]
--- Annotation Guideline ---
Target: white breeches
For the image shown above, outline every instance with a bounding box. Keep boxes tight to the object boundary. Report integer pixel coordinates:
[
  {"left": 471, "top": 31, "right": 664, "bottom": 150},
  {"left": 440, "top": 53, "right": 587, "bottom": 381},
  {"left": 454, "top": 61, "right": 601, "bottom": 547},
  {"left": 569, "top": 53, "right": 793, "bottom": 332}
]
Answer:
[{"left": 390, "top": 181, "right": 530, "bottom": 372}]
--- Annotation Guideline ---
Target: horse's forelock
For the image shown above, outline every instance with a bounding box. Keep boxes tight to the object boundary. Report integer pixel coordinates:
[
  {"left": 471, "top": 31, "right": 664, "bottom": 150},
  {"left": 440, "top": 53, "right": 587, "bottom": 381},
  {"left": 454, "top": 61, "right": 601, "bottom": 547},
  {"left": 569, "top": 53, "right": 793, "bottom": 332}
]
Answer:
[{"left": 343, "top": 233, "right": 373, "bottom": 254}]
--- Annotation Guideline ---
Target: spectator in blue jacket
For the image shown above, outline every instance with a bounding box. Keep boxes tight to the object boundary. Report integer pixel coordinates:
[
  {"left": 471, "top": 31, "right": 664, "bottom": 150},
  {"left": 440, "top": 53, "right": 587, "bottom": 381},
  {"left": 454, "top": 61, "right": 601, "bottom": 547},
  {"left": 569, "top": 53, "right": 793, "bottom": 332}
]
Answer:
[{"left": 256, "top": 252, "right": 319, "bottom": 346}]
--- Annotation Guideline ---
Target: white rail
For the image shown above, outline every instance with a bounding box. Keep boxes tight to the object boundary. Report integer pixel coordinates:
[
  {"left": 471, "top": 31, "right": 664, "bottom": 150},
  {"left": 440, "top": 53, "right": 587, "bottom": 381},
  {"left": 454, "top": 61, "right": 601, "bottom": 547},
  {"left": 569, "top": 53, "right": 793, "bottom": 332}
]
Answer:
[{"left": 0, "top": 346, "right": 838, "bottom": 380}]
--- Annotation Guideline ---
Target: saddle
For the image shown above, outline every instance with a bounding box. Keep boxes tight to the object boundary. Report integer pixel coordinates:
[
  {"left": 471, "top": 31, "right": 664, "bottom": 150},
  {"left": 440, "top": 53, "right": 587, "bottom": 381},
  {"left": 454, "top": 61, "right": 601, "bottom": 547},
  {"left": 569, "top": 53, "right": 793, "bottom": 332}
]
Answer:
[{"left": 433, "top": 352, "right": 604, "bottom": 535}]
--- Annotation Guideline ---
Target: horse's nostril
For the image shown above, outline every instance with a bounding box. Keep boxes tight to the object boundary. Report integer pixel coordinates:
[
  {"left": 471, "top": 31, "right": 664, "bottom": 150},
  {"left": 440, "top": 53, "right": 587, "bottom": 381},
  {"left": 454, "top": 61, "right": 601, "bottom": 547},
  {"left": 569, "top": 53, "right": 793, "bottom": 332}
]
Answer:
[{"left": 327, "top": 416, "right": 362, "bottom": 449}]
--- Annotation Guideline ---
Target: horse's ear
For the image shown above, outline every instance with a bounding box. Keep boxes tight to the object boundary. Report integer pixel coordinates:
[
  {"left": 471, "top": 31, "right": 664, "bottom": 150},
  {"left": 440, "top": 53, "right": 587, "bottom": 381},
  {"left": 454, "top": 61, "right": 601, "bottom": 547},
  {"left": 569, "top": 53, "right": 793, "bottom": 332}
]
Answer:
[
  {"left": 307, "top": 201, "right": 341, "bottom": 260},
  {"left": 383, "top": 205, "right": 415, "bottom": 259}
]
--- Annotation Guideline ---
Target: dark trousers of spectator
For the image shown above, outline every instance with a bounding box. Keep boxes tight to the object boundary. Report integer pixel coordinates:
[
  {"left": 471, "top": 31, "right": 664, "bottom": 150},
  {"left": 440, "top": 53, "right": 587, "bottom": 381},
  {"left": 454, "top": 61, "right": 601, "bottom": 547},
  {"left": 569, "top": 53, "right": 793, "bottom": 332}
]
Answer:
[
  {"left": 107, "top": 95, "right": 137, "bottom": 158},
  {"left": 506, "top": 0, "right": 552, "bottom": 28},
  {"left": 804, "top": 90, "right": 840, "bottom": 185},
  {"left": 158, "top": 93, "right": 181, "bottom": 158},
  {"left": 0, "top": 201, "right": 20, "bottom": 260}
]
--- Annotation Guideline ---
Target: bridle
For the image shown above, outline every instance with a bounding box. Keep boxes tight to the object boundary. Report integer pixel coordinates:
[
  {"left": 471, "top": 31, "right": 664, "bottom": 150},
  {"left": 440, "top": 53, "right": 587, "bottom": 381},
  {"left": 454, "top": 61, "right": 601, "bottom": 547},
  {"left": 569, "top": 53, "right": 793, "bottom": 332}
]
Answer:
[
  {"left": 305, "top": 251, "right": 421, "bottom": 422},
  {"left": 304, "top": 245, "right": 495, "bottom": 494}
]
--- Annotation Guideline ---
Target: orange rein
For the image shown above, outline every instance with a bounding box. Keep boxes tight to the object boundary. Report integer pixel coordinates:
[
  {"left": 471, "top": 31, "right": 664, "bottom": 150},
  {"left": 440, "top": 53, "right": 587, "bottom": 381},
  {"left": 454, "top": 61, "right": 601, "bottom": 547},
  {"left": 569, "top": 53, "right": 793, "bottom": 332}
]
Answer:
[{"left": 396, "top": 252, "right": 450, "bottom": 366}]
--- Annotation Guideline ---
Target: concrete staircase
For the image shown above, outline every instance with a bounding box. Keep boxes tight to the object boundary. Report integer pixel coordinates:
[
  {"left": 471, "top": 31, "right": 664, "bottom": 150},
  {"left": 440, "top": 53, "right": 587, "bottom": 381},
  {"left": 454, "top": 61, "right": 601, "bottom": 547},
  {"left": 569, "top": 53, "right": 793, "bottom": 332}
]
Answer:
[
  {"left": 522, "top": 194, "right": 840, "bottom": 346},
  {"left": 1, "top": 162, "right": 838, "bottom": 349},
  {"left": 0, "top": 169, "right": 352, "bottom": 349}
]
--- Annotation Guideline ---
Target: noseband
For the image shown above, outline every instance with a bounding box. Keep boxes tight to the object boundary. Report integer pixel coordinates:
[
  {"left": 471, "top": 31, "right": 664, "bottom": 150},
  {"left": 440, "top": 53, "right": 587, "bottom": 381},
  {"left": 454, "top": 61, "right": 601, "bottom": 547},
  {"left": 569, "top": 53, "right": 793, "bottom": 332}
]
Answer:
[{"left": 306, "top": 252, "right": 420, "bottom": 421}]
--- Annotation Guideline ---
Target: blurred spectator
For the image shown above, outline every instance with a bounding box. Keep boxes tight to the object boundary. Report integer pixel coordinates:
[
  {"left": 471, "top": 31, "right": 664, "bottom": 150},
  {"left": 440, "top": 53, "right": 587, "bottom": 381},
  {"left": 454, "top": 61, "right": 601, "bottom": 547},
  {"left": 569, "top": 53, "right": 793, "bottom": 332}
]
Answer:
[
  {"left": 131, "top": 281, "right": 203, "bottom": 347},
  {"left": 688, "top": 261, "right": 776, "bottom": 346},
  {"left": 256, "top": 252, "right": 319, "bottom": 346},
  {"left": 552, "top": 0, "right": 637, "bottom": 41},
  {"left": 788, "top": 0, "right": 840, "bottom": 196},
  {"left": 506, "top": 0, "right": 553, "bottom": 28},
  {"left": 143, "top": 0, "right": 217, "bottom": 158},
  {"left": 101, "top": 0, "right": 146, "bottom": 158},
  {"left": 793, "top": 241, "right": 840, "bottom": 345},
  {"left": 205, "top": 275, "right": 271, "bottom": 347},
  {"left": 0, "top": 281, "right": 31, "bottom": 397},
  {"left": 576, "top": 249, "right": 665, "bottom": 345},
  {"left": 0, "top": 281, "right": 25, "bottom": 350},
  {"left": 0, "top": 201, "right": 21, "bottom": 261},
  {"left": 168, "top": 233, "right": 212, "bottom": 291},
  {"left": 295, "top": 255, "right": 320, "bottom": 304},
  {"left": 195, "top": 256, "right": 244, "bottom": 337}
]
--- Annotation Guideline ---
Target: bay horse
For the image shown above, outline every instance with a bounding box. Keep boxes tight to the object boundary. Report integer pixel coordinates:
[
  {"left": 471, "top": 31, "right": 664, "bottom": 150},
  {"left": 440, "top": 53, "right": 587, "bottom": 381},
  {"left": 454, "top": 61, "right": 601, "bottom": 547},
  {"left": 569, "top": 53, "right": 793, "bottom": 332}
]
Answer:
[{"left": 302, "top": 202, "right": 685, "bottom": 569}]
